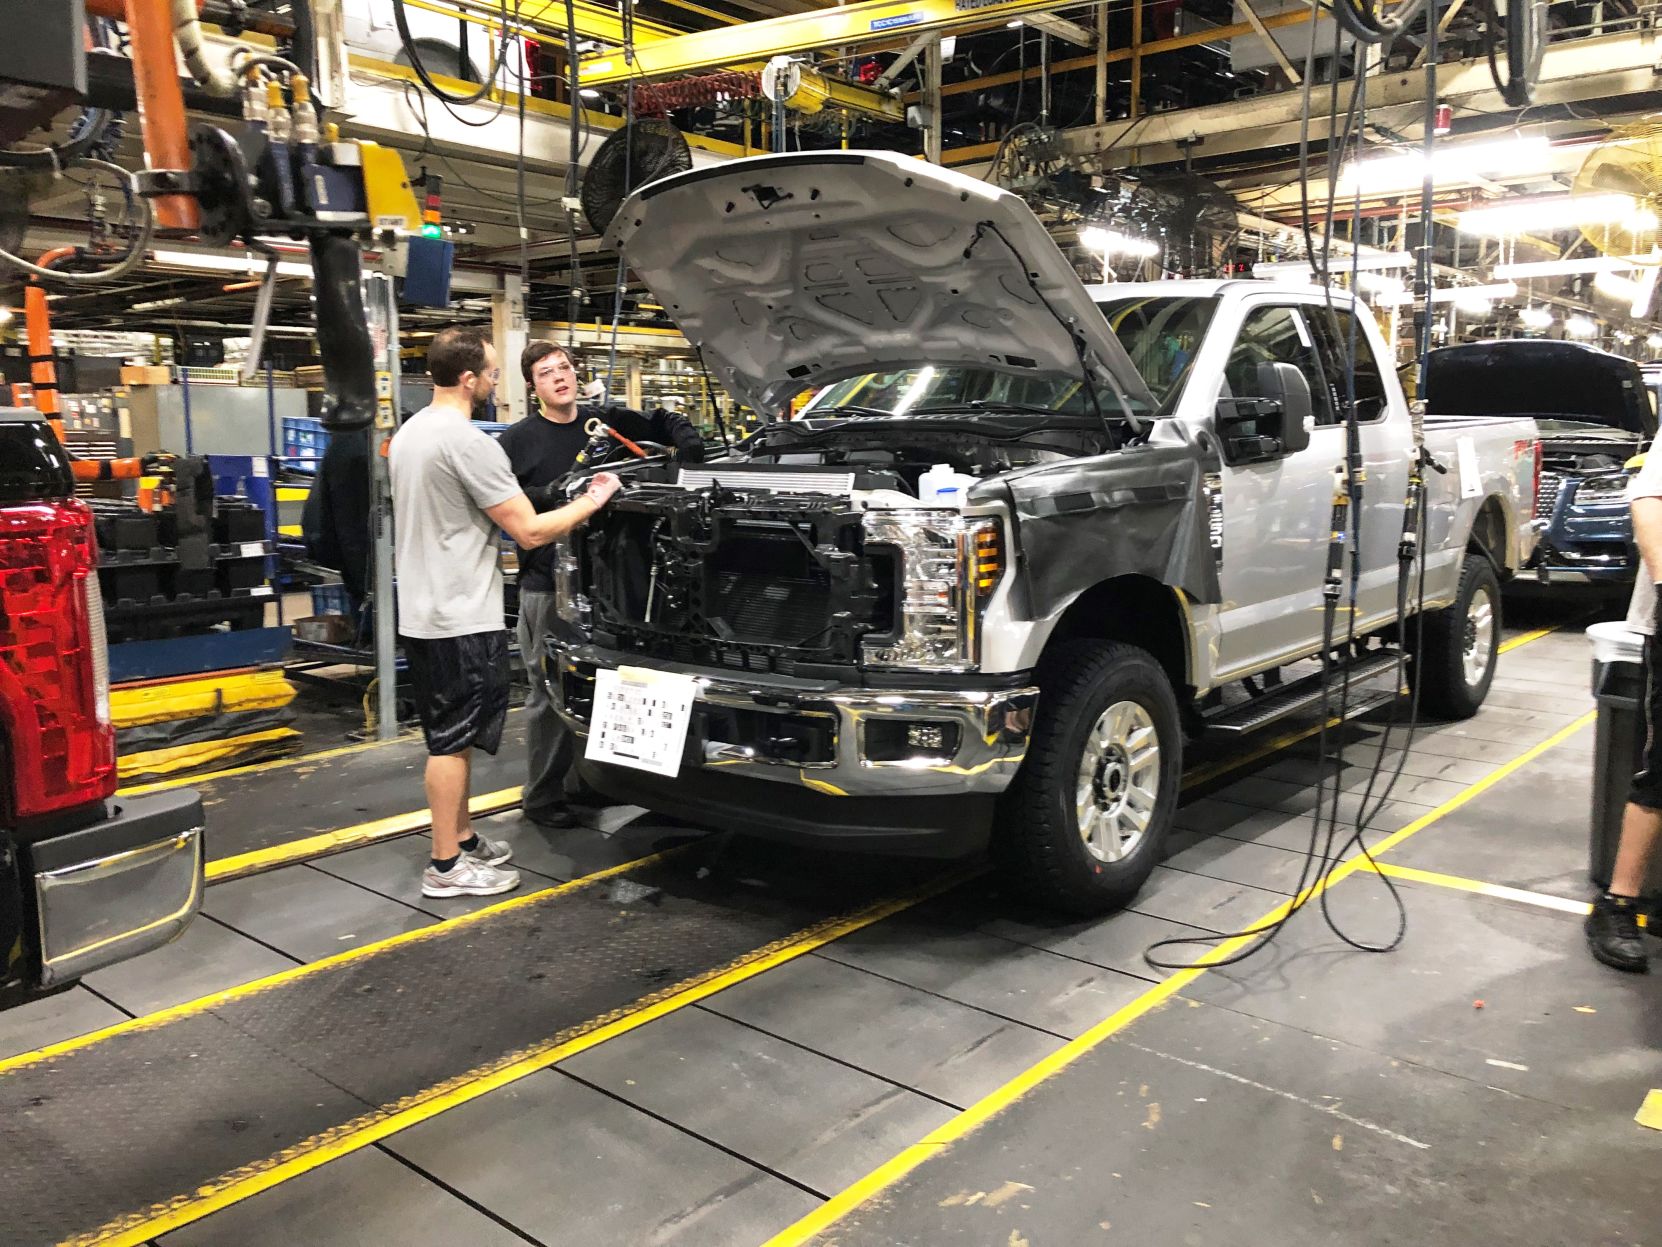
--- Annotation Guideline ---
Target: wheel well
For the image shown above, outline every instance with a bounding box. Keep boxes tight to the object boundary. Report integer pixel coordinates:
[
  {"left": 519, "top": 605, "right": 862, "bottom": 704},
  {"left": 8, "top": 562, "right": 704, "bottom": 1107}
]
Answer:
[
  {"left": 1467, "top": 495, "right": 1509, "bottom": 572},
  {"left": 1044, "top": 576, "right": 1189, "bottom": 692}
]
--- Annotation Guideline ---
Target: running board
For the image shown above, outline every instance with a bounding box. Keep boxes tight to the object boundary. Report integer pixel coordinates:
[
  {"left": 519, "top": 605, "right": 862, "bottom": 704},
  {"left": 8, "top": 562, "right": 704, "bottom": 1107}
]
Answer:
[{"left": 1205, "top": 652, "right": 1404, "bottom": 736}]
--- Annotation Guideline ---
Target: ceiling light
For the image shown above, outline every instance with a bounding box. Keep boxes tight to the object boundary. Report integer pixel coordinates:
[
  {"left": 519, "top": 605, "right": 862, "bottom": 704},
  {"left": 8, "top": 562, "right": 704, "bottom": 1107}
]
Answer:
[
  {"left": 1594, "top": 269, "right": 1644, "bottom": 304},
  {"left": 1493, "top": 256, "right": 1657, "bottom": 279},
  {"left": 1355, "top": 272, "right": 1406, "bottom": 295},
  {"left": 1336, "top": 134, "right": 1552, "bottom": 196},
  {"left": 1565, "top": 314, "right": 1598, "bottom": 338},
  {"left": 150, "top": 248, "right": 312, "bottom": 278},
  {"left": 1006, "top": 19, "right": 1024, "bottom": 27},
  {"left": 1454, "top": 290, "right": 1495, "bottom": 316},
  {"left": 1458, "top": 194, "right": 1653, "bottom": 236},
  {"left": 579, "top": 88, "right": 603, "bottom": 99},
  {"left": 1080, "top": 225, "right": 1160, "bottom": 259},
  {"left": 1370, "top": 281, "right": 1519, "bottom": 308},
  {"left": 1518, "top": 305, "right": 1554, "bottom": 329},
  {"left": 1252, "top": 251, "right": 1413, "bottom": 278}
]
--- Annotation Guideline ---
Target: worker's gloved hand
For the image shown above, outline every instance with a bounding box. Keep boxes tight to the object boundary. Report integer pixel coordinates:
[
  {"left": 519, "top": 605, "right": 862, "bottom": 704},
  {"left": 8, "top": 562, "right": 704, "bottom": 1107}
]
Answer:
[
  {"left": 658, "top": 411, "right": 707, "bottom": 463},
  {"left": 585, "top": 472, "right": 623, "bottom": 508},
  {"left": 139, "top": 451, "right": 177, "bottom": 474}
]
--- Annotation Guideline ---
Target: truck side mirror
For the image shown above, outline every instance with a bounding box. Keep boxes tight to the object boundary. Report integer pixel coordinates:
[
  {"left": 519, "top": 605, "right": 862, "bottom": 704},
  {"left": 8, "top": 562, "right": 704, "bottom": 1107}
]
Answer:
[
  {"left": 1263, "top": 362, "right": 1313, "bottom": 454},
  {"left": 1215, "top": 362, "right": 1314, "bottom": 464}
]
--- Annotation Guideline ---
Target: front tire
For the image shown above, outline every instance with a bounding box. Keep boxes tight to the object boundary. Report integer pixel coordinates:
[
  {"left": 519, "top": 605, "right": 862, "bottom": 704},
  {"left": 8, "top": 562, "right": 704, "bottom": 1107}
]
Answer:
[
  {"left": 997, "top": 640, "right": 1182, "bottom": 916},
  {"left": 1415, "top": 553, "right": 1502, "bottom": 720}
]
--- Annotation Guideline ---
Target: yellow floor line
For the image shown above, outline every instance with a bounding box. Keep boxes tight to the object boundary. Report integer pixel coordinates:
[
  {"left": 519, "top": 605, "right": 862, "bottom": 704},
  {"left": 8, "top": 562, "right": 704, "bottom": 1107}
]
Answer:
[
  {"left": 0, "top": 845, "right": 681, "bottom": 1078},
  {"left": 757, "top": 708, "right": 1598, "bottom": 1247},
  {"left": 1498, "top": 625, "right": 1558, "bottom": 654},
  {"left": 1368, "top": 861, "right": 1595, "bottom": 916},
  {"left": 205, "top": 786, "right": 524, "bottom": 883},
  {"left": 62, "top": 869, "right": 977, "bottom": 1247}
]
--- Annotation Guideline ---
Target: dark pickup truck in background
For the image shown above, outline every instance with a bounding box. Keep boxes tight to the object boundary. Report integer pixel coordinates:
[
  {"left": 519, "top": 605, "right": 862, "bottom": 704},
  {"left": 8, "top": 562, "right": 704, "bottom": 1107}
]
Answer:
[
  {"left": 1, "top": 410, "right": 203, "bottom": 1010},
  {"left": 1425, "top": 339, "right": 1656, "bottom": 592}
]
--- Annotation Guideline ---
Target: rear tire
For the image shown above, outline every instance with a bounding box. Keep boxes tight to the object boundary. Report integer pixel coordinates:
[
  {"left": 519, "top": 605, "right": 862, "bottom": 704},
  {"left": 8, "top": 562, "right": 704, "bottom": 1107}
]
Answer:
[
  {"left": 1415, "top": 553, "right": 1502, "bottom": 720},
  {"left": 997, "top": 640, "right": 1182, "bottom": 916}
]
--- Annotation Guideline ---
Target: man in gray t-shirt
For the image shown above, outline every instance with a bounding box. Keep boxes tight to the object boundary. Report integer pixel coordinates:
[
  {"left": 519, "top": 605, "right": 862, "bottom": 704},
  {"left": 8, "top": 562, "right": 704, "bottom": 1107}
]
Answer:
[{"left": 389, "top": 327, "right": 620, "bottom": 899}]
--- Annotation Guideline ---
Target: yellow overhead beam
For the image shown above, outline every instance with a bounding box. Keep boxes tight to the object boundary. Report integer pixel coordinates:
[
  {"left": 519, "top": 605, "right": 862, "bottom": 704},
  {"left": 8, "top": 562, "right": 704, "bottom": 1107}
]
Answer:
[
  {"left": 579, "top": 0, "right": 1106, "bottom": 86},
  {"left": 403, "top": 0, "right": 686, "bottom": 48}
]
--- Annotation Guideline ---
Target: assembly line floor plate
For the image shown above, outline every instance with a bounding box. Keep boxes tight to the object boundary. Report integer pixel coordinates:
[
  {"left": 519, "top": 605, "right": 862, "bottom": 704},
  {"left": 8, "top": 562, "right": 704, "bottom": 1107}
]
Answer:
[{"left": 6, "top": 605, "right": 1659, "bottom": 1247}]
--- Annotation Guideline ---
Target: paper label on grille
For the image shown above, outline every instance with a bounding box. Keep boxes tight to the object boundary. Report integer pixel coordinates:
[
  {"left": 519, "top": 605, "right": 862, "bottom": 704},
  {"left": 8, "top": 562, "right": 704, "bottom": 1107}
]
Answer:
[{"left": 586, "top": 666, "right": 698, "bottom": 778}]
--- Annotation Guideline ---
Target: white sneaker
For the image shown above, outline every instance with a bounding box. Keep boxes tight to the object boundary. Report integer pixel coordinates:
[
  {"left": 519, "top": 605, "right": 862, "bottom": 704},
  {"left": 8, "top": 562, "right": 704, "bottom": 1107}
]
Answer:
[
  {"left": 464, "top": 832, "right": 513, "bottom": 867},
  {"left": 421, "top": 855, "right": 521, "bottom": 898}
]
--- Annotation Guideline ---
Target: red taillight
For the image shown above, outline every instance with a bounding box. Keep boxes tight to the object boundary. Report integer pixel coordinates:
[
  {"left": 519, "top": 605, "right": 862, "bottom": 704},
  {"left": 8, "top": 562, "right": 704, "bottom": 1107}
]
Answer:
[{"left": 0, "top": 500, "right": 117, "bottom": 819}]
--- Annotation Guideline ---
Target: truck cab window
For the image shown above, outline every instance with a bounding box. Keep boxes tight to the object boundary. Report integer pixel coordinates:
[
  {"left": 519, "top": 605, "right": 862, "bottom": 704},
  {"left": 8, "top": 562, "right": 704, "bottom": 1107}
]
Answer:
[
  {"left": 1307, "top": 307, "right": 1389, "bottom": 423},
  {"left": 1222, "top": 305, "right": 1336, "bottom": 427}
]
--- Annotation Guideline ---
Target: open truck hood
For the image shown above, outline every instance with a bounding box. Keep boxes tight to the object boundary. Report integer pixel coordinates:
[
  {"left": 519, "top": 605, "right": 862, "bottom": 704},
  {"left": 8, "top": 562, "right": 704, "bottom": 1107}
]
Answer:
[{"left": 606, "top": 151, "right": 1156, "bottom": 418}]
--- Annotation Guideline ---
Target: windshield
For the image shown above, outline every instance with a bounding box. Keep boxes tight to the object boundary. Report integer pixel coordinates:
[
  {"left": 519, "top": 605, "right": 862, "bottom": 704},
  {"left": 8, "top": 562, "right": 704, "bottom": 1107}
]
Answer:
[
  {"left": 798, "top": 366, "right": 1093, "bottom": 417},
  {"left": 1095, "top": 295, "right": 1220, "bottom": 411}
]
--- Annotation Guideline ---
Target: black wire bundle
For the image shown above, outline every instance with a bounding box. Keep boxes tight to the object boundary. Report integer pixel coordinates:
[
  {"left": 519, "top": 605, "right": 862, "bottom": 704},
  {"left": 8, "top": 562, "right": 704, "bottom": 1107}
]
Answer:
[{"left": 1143, "top": 8, "right": 1444, "bottom": 973}]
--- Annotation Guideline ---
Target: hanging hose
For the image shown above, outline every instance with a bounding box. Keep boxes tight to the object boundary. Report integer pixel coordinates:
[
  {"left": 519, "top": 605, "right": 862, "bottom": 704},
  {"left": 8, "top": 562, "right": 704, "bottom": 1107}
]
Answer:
[
  {"left": 1483, "top": 0, "right": 1545, "bottom": 107},
  {"left": 0, "top": 160, "right": 154, "bottom": 284},
  {"left": 392, "top": 0, "right": 512, "bottom": 106},
  {"left": 172, "top": 0, "right": 239, "bottom": 95}
]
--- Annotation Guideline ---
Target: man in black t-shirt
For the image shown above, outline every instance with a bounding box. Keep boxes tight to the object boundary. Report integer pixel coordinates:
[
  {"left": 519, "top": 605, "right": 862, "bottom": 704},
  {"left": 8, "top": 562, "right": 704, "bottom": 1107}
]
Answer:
[{"left": 497, "top": 340, "right": 705, "bottom": 826}]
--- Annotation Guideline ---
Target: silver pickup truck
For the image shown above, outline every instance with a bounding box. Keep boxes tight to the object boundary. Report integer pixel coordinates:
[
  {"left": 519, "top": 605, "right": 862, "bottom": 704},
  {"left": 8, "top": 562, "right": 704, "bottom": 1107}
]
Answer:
[{"left": 549, "top": 151, "right": 1540, "bottom": 914}]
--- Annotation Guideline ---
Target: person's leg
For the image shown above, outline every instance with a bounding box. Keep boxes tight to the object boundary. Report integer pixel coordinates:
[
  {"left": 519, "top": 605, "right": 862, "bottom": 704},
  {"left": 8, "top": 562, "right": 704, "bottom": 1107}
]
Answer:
[
  {"left": 518, "top": 590, "right": 573, "bottom": 821},
  {"left": 1589, "top": 633, "right": 1662, "bottom": 971},
  {"left": 1610, "top": 803, "right": 1662, "bottom": 898},
  {"left": 427, "top": 751, "right": 470, "bottom": 861},
  {"left": 414, "top": 633, "right": 518, "bottom": 897}
]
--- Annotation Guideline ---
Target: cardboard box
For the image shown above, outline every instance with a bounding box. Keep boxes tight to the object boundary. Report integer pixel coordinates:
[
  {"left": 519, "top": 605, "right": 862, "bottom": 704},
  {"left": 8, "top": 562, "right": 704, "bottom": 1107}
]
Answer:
[{"left": 119, "top": 365, "right": 172, "bottom": 386}]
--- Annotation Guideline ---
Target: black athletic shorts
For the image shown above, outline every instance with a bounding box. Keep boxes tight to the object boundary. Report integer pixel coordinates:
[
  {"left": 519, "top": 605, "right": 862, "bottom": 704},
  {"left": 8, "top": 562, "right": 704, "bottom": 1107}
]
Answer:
[
  {"left": 402, "top": 630, "right": 511, "bottom": 757},
  {"left": 1630, "top": 628, "right": 1662, "bottom": 810}
]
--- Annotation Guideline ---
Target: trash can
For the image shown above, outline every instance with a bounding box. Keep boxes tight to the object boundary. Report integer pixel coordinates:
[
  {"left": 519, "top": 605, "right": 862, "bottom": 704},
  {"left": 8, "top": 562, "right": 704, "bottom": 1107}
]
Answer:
[{"left": 1587, "top": 621, "right": 1662, "bottom": 891}]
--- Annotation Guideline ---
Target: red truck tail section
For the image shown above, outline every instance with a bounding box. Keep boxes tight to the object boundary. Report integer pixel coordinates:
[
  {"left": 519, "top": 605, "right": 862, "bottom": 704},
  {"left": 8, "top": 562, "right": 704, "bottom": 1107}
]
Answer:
[{"left": 0, "top": 499, "right": 117, "bottom": 819}]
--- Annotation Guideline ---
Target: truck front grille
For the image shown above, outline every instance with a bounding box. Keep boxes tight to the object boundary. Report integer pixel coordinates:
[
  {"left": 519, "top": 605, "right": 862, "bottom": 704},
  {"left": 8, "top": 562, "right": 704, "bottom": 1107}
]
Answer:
[{"left": 1536, "top": 471, "right": 1563, "bottom": 518}]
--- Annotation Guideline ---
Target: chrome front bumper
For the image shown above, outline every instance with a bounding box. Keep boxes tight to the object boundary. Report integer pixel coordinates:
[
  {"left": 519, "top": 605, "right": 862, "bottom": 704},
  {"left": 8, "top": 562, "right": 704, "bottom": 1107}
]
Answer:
[
  {"left": 552, "top": 647, "right": 1039, "bottom": 799},
  {"left": 31, "top": 789, "right": 205, "bottom": 988}
]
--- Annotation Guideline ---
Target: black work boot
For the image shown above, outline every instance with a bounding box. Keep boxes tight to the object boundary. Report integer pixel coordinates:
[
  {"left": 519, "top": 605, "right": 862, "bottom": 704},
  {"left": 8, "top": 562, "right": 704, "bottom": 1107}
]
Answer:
[{"left": 1586, "top": 894, "right": 1649, "bottom": 973}]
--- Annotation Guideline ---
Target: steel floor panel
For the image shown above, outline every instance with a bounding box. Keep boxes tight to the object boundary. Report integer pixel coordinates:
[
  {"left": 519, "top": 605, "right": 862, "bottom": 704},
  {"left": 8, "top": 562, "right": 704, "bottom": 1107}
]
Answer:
[
  {"left": 0, "top": 843, "right": 924, "bottom": 1247},
  {"left": 148, "top": 717, "right": 529, "bottom": 866}
]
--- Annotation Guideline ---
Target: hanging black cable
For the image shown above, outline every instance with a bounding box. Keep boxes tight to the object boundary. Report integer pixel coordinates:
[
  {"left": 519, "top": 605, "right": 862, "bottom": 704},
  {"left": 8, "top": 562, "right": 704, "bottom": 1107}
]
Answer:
[
  {"left": 563, "top": 0, "right": 584, "bottom": 345},
  {"left": 392, "top": 0, "right": 512, "bottom": 106}
]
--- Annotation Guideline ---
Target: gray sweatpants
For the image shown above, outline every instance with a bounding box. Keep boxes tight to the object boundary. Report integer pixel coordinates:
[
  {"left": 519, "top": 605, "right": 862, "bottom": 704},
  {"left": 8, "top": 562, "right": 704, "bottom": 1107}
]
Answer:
[{"left": 516, "top": 588, "right": 585, "bottom": 813}]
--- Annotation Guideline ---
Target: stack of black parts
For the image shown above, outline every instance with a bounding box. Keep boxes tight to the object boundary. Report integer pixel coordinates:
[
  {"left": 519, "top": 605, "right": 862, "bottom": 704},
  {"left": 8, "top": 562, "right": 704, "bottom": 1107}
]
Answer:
[{"left": 91, "top": 459, "right": 276, "bottom": 645}]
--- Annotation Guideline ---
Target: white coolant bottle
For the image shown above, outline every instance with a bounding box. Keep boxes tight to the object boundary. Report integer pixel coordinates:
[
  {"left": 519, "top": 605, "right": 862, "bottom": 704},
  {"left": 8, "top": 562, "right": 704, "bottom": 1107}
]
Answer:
[{"left": 918, "top": 463, "right": 973, "bottom": 506}]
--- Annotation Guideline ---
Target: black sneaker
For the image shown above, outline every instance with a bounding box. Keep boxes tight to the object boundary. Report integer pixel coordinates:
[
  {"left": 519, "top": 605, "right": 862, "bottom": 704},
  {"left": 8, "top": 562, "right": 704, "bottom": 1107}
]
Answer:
[
  {"left": 1586, "top": 894, "right": 1649, "bottom": 973},
  {"left": 522, "top": 804, "right": 578, "bottom": 830}
]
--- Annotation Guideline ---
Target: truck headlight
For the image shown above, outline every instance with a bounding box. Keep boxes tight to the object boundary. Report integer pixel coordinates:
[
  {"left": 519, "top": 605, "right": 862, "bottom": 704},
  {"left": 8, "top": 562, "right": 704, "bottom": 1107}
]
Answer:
[
  {"left": 862, "top": 512, "right": 1003, "bottom": 672},
  {"left": 1572, "top": 474, "right": 1630, "bottom": 506},
  {"left": 553, "top": 535, "right": 590, "bottom": 628}
]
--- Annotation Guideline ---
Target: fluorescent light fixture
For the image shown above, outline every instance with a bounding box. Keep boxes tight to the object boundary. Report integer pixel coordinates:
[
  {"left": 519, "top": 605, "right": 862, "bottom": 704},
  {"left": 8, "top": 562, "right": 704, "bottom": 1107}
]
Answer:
[
  {"left": 1518, "top": 305, "right": 1554, "bottom": 329},
  {"left": 151, "top": 248, "right": 312, "bottom": 278},
  {"left": 1458, "top": 194, "right": 1656, "bottom": 236},
  {"left": 1080, "top": 225, "right": 1160, "bottom": 259},
  {"left": 1493, "top": 256, "right": 1658, "bottom": 279},
  {"left": 1565, "top": 314, "right": 1598, "bottom": 338},
  {"left": 1252, "top": 251, "right": 1413, "bottom": 278},
  {"left": 1372, "top": 281, "right": 1518, "bottom": 308},
  {"left": 1336, "top": 134, "right": 1552, "bottom": 196},
  {"left": 1355, "top": 272, "right": 1406, "bottom": 296},
  {"left": 1006, "top": 18, "right": 1023, "bottom": 27},
  {"left": 1454, "top": 290, "right": 1496, "bottom": 315},
  {"left": 1594, "top": 269, "right": 1643, "bottom": 304},
  {"left": 579, "top": 88, "right": 603, "bottom": 99}
]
